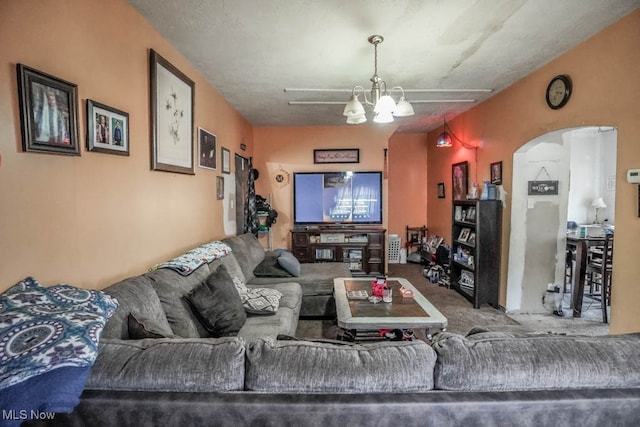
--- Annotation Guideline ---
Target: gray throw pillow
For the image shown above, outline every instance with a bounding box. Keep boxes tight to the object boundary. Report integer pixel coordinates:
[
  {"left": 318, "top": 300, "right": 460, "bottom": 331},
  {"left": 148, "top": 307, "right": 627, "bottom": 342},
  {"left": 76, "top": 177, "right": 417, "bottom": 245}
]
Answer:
[
  {"left": 253, "top": 254, "right": 292, "bottom": 277},
  {"left": 277, "top": 252, "right": 300, "bottom": 277},
  {"left": 184, "top": 265, "right": 246, "bottom": 337},
  {"left": 128, "top": 313, "right": 178, "bottom": 339}
]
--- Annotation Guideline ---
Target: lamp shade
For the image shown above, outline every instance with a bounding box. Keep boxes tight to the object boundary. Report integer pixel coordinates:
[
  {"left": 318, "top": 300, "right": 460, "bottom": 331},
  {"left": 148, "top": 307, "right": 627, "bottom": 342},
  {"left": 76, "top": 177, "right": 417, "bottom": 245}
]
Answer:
[
  {"left": 591, "top": 197, "right": 607, "bottom": 208},
  {"left": 346, "top": 112, "right": 367, "bottom": 124},
  {"left": 343, "top": 95, "right": 365, "bottom": 116},
  {"left": 374, "top": 95, "right": 396, "bottom": 114},
  {"left": 393, "top": 96, "right": 415, "bottom": 117},
  {"left": 436, "top": 131, "right": 452, "bottom": 148},
  {"left": 373, "top": 111, "right": 394, "bottom": 123}
]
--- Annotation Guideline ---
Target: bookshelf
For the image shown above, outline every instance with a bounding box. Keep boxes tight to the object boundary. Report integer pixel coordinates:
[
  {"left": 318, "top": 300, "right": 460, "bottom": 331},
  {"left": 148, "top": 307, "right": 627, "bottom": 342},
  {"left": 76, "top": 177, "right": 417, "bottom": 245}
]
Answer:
[{"left": 451, "top": 200, "right": 502, "bottom": 308}]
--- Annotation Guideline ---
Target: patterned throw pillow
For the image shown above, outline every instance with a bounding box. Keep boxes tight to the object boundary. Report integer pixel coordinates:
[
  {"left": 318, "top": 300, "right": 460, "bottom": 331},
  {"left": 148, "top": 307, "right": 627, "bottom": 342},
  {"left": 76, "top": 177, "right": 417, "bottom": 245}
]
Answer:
[{"left": 232, "top": 277, "right": 282, "bottom": 315}]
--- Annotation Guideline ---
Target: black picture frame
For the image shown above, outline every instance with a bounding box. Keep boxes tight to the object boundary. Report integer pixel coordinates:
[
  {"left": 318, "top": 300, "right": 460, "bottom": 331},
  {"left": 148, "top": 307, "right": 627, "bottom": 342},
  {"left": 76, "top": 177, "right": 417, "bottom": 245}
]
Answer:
[
  {"left": 150, "top": 49, "right": 195, "bottom": 174},
  {"left": 221, "top": 147, "right": 231, "bottom": 174},
  {"left": 198, "top": 127, "right": 217, "bottom": 170},
  {"left": 437, "top": 182, "right": 445, "bottom": 198},
  {"left": 313, "top": 148, "right": 360, "bottom": 164},
  {"left": 86, "top": 99, "right": 129, "bottom": 156},
  {"left": 452, "top": 161, "right": 469, "bottom": 201},
  {"left": 17, "top": 64, "right": 80, "bottom": 156},
  {"left": 490, "top": 161, "right": 502, "bottom": 185}
]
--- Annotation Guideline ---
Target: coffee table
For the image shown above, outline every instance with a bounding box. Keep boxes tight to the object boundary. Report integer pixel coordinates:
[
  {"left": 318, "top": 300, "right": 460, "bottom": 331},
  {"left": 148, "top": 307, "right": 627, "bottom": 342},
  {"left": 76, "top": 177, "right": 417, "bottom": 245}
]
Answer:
[{"left": 333, "top": 277, "right": 448, "bottom": 341}]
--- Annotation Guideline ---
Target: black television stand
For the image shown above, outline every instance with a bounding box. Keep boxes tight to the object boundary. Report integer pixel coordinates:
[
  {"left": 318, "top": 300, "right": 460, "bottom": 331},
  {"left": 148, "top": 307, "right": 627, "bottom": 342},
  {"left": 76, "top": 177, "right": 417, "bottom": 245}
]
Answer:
[{"left": 290, "top": 227, "right": 386, "bottom": 276}]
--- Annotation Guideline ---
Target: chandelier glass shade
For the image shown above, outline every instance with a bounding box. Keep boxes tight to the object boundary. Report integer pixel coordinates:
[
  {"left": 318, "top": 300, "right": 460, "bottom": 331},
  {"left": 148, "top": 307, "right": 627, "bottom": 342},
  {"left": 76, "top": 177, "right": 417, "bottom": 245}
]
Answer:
[{"left": 342, "top": 35, "right": 415, "bottom": 124}]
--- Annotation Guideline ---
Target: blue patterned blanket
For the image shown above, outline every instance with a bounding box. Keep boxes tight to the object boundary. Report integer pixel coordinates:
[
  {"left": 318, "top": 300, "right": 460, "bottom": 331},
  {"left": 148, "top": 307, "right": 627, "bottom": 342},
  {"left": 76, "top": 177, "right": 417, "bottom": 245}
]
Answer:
[
  {"left": 0, "top": 277, "right": 118, "bottom": 390},
  {"left": 151, "top": 240, "right": 232, "bottom": 275}
]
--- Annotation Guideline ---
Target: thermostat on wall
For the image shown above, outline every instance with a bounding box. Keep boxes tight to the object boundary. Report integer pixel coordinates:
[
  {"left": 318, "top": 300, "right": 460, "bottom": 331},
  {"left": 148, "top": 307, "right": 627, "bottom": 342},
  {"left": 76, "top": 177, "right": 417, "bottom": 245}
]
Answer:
[{"left": 627, "top": 169, "right": 640, "bottom": 183}]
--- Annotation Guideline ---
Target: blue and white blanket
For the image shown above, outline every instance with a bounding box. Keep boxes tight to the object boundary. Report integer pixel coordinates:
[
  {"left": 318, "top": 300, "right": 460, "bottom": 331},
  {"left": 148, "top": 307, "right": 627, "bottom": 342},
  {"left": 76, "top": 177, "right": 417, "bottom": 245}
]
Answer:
[
  {"left": 151, "top": 240, "right": 232, "bottom": 276},
  {"left": 0, "top": 277, "right": 118, "bottom": 390}
]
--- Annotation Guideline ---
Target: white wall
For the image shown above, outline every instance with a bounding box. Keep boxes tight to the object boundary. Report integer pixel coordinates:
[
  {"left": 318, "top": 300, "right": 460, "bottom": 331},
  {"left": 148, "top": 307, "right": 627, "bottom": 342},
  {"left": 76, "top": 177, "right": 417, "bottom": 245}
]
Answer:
[{"left": 506, "top": 126, "right": 617, "bottom": 313}]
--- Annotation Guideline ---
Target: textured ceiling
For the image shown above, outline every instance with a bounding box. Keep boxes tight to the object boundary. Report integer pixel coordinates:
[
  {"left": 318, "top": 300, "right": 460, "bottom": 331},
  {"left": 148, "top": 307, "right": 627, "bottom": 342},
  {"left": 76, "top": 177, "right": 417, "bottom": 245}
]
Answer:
[{"left": 128, "top": 0, "right": 639, "bottom": 133}]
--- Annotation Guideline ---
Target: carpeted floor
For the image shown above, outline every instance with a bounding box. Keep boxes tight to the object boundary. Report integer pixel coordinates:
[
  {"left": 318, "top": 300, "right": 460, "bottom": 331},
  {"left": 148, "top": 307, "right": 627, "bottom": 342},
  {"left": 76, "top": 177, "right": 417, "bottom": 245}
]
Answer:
[{"left": 295, "top": 263, "right": 610, "bottom": 340}]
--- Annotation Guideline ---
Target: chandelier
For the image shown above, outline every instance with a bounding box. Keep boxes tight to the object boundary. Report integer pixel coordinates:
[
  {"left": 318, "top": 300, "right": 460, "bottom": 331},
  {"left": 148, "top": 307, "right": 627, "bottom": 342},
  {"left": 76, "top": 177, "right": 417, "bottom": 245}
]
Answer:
[{"left": 342, "top": 35, "right": 414, "bottom": 124}]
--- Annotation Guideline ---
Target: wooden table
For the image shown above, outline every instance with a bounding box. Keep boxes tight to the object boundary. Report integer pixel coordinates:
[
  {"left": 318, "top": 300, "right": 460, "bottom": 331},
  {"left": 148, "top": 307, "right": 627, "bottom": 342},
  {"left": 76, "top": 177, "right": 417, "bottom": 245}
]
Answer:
[
  {"left": 566, "top": 234, "right": 605, "bottom": 317},
  {"left": 333, "top": 277, "right": 448, "bottom": 340}
]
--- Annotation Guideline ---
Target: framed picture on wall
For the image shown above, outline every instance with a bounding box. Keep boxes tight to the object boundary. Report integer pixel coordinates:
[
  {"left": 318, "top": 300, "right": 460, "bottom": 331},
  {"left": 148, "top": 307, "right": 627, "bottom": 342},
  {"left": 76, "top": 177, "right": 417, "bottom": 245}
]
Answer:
[
  {"left": 150, "top": 49, "right": 195, "bottom": 174},
  {"left": 86, "top": 99, "right": 129, "bottom": 155},
  {"left": 198, "top": 127, "right": 217, "bottom": 170},
  {"left": 313, "top": 148, "right": 360, "bottom": 164},
  {"left": 16, "top": 64, "right": 80, "bottom": 155},
  {"left": 490, "top": 161, "right": 503, "bottom": 185},
  {"left": 437, "top": 182, "right": 445, "bottom": 198},
  {"left": 221, "top": 147, "right": 231, "bottom": 174},
  {"left": 216, "top": 176, "right": 224, "bottom": 200},
  {"left": 452, "top": 161, "right": 468, "bottom": 201}
]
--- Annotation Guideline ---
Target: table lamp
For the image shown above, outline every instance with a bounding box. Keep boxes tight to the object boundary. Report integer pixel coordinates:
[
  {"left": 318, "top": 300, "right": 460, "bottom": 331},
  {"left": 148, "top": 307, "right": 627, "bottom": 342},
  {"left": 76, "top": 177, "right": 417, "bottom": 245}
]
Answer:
[{"left": 591, "top": 197, "right": 607, "bottom": 224}]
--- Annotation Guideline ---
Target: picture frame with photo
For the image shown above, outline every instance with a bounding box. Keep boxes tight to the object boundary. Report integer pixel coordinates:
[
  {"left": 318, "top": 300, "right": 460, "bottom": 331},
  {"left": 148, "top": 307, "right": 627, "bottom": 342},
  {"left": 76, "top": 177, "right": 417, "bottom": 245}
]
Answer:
[
  {"left": 465, "top": 206, "right": 476, "bottom": 222},
  {"left": 490, "top": 161, "right": 503, "bottom": 185},
  {"left": 16, "top": 64, "right": 80, "bottom": 156},
  {"left": 86, "top": 100, "right": 129, "bottom": 155},
  {"left": 467, "top": 232, "right": 476, "bottom": 246},
  {"left": 437, "top": 182, "right": 445, "bottom": 198},
  {"left": 150, "top": 49, "right": 195, "bottom": 174},
  {"left": 221, "top": 147, "right": 231, "bottom": 174},
  {"left": 458, "top": 228, "right": 471, "bottom": 242},
  {"left": 452, "top": 161, "right": 469, "bottom": 201},
  {"left": 454, "top": 205, "right": 463, "bottom": 221},
  {"left": 198, "top": 127, "right": 217, "bottom": 170}
]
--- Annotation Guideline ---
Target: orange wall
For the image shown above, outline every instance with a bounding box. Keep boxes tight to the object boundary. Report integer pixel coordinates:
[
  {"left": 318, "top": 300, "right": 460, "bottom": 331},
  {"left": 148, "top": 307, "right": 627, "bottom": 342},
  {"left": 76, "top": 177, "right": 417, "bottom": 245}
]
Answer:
[
  {"left": 388, "top": 133, "right": 429, "bottom": 240},
  {"left": 425, "top": 10, "right": 640, "bottom": 334},
  {"left": 252, "top": 125, "right": 396, "bottom": 249},
  {"left": 0, "top": 0, "right": 253, "bottom": 292}
]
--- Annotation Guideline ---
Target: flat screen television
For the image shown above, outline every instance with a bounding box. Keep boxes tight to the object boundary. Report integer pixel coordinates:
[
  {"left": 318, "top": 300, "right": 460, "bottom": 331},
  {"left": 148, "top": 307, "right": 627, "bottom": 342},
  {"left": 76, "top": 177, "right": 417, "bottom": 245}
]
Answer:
[{"left": 293, "top": 171, "right": 383, "bottom": 225}]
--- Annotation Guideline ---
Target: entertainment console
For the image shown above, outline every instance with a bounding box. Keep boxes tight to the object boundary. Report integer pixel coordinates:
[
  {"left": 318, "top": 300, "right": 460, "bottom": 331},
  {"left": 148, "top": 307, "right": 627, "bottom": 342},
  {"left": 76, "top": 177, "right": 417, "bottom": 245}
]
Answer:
[{"left": 291, "top": 227, "right": 386, "bottom": 276}]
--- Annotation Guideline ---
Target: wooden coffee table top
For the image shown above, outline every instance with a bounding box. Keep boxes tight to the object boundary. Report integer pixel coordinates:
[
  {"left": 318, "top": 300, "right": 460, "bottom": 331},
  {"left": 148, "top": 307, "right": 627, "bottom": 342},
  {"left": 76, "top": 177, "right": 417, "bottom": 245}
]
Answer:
[{"left": 333, "top": 277, "right": 448, "bottom": 330}]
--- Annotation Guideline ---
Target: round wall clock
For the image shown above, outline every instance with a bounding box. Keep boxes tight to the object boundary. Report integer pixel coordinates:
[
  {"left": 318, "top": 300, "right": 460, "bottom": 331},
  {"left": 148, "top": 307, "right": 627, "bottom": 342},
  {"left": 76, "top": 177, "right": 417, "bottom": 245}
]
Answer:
[{"left": 545, "top": 74, "right": 572, "bottom": 109}]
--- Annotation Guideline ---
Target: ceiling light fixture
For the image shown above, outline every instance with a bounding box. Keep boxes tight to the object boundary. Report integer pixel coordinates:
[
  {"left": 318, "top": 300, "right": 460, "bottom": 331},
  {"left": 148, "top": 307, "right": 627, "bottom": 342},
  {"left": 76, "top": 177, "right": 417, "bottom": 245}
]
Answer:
[{"left": 342, "top": 35, "right": 414, "bottom": 125}]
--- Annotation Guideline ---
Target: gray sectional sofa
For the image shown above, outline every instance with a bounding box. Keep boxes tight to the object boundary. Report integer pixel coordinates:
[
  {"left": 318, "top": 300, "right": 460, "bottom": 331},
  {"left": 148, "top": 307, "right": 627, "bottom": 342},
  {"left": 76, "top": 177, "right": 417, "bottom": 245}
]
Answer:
[{"left": 31, "top": 234, "right": 640, "bottom": 426}]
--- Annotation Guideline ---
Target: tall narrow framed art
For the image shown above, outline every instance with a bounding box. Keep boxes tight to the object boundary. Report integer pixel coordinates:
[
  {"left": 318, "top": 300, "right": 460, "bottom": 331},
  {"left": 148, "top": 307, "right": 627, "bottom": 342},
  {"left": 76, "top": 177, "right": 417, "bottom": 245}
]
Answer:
[{"left": 150, "top": 49, "right": 195, "bottom": 174}]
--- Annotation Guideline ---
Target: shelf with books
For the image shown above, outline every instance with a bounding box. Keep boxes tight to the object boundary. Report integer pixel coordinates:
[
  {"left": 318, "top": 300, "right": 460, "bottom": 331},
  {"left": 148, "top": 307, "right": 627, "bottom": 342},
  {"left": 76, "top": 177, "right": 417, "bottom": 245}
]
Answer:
[{"left": 450, "top": 200, "right": 502, "bottom": 309}]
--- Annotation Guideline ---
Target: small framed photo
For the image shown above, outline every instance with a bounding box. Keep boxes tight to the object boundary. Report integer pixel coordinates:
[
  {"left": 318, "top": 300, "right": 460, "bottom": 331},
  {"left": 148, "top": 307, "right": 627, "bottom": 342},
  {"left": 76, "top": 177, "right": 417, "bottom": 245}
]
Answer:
[
  {"left": 198, "top": 128, "right": 217, "bottom": 170},
  {"left": 437, "top": 182, "right": 445, "bottom": 199},
  {"left": 86, "top": 100, "right": 129, "bottom": 155},
  {"left": 490, "top": 161, "right": 503, "bottom": 185},
  {"left": 467, "top": 232, "right": 476, "bottom": 246},
  {"left": 216, "top": 176, "right": 224, "bottom": 200},
  {"left": 458, "top": 228, "right": 471, "bottom": 242},
  {"left": 17, "top": 64, "right": 80, "bottom": 156},
  {"left": 221, "top": 147, "right": 231, "bottom": 174}
]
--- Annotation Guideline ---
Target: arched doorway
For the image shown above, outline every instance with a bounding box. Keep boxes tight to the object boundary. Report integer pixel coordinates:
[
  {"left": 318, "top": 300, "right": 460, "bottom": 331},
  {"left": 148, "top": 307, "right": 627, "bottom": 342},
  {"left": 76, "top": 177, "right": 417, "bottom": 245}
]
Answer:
[{"left": 505, "top": 126, "right": 617, "bottom": 319}]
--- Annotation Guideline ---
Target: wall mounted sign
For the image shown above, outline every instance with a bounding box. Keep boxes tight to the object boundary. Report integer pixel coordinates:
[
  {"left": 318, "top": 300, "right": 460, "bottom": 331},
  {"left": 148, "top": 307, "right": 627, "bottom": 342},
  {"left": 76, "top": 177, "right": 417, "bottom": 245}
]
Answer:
[
  {"left": 313, "top": 148, "right": 359, "bottom": 164},
  {"left": 528, "top": 180, "right": 559, "bottom": 195}
]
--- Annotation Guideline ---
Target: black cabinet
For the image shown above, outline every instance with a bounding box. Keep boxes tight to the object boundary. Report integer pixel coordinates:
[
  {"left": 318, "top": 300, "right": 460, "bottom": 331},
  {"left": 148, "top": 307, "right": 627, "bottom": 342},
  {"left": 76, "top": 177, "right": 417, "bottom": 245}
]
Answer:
[
  {"left": 450, "top": 200, "right": 502, "bottom": 308},
  {"left": 291, "top": 228, "right": 386, "bottom": 276}
]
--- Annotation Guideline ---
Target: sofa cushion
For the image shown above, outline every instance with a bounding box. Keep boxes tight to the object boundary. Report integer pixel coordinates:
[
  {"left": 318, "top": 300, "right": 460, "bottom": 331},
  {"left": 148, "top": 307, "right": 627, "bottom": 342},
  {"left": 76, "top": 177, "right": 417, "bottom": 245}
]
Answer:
[
  {"left": 128, "top": 313, "right": 178, "bottom": 339},
  {"left": 146, "top": 264, "right": 211, "bottom": 338},
  {"left": 253, "top": 254, "right": 292, "bottom": 278},
  {"left": 277, "top": 252, "right": 301, "bottom": 277},
  {"left": 184, "top": 265, "right": 246, "bottom": 337},
  {"left": 85, "top": 338, "right": 245, "bottom": 392},
  {"left": 245, "top": 338, "right": 436, "bottom": 392},
  {"left": 208, "top": 252, "right": 246, "bottom": 284},
  {"left": 101, "top": 275, "right": 173, "bottom": 340},
  {"left": 432, "top": 331, "right": 640, "bottom": 391}
]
